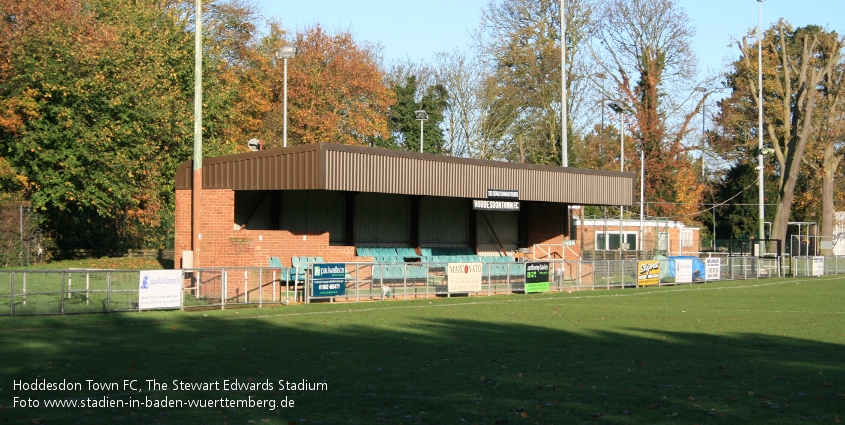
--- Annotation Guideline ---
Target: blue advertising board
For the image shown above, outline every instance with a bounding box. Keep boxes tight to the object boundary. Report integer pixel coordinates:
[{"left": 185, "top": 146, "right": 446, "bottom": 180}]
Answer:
[{"left": 312, "top": 263, "right": 346, "bottom": 297}]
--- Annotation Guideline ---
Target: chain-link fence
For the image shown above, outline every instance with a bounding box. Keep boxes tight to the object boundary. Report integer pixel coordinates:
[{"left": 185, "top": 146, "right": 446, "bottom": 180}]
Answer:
[
  {"left": 2, "top": 256, "right": 844, "bottom": 315},
  {"left": 790, "top": 234, "right": 845, "bottom": 257},
  {"left": 791, "top": 256, "right": 845, "bottom": 277}
]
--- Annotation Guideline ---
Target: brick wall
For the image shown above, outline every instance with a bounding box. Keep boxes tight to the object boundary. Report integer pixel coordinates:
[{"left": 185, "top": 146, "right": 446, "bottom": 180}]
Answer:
[
  {"left": 579, "top": 221, "right": 700, "bottom": 256},
  {"left": 175, "top": 189, "right": 358, "bottom": 269},
  {"left": 524, "top": 203, "right": 579, "bottom": 261}
]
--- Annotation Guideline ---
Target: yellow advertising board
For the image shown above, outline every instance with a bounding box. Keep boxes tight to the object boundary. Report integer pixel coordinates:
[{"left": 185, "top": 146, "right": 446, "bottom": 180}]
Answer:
[{"left": 637, "top": 260, "right": 660, "bottom": 286}]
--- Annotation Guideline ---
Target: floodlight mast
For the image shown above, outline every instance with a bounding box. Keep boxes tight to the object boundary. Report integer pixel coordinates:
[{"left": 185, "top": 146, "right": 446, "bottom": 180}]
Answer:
[
  {"left": 607, "top": 101, "right": 627, "bottom": 257},
  {"left": 414, "top": 110, "right": 428, "bottom": 153},
  {"left": 278, "top": 45, "right": 298, "bottom": 148},
  {"left": 192, "top": 0, "right": 203, "bottom": 268},
  {"left": 757, "top": 0, "right": 766, "bottom": 245}
]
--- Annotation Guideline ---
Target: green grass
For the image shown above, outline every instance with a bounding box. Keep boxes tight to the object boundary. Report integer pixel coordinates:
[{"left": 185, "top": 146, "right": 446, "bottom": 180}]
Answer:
[
  {"left": 4, "top": 257, "right": 169, "bottom": 271},
  {"left": 0, "top": 276, "right": 843, "bottom": 424}
]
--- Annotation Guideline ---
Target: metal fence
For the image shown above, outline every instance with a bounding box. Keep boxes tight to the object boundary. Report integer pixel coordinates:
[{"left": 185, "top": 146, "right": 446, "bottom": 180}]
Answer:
[
  {"left": 2, "top": 256, "right": 845, "bottom": 316},
  {"left": 1, "top": 269, "right": 146, "bottom": 315}
]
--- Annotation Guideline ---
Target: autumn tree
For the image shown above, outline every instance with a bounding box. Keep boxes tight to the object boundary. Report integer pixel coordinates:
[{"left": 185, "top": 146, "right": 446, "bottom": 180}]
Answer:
[
  {"left": 720, "top": 22, "right": 844, "bottom": 245},
  {"left": 814, "top": 54, "right": 845, "bottom": 253},
  {"left": 270, "top": 25, "right": 393, "bottom": 147},
  {"left": 202, "top": 0, "right": 277, "bottom": 155},
  {"left": 475, "top": 0, "right": 595, "bottom": 164},
  {"left": 0, "top": 0, "right": 251, "bottom": 250},
  {"left": 589, "top": 0, "right": 709, "bottom": 221}
]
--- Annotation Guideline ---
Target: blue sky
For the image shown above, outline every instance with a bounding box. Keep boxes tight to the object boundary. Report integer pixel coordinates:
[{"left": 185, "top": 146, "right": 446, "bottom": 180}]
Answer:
[{"left": 255, "top": 0, "right": 845, "bottom": 75}]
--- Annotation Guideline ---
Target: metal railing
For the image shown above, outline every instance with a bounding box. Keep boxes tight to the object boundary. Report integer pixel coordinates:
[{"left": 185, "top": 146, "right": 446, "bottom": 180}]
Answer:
[{"left": 2, "top": 256, "right": 844, "bottom": 315}]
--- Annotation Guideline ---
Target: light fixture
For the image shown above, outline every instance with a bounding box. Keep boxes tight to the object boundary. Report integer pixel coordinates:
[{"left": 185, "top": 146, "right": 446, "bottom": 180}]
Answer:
[
  {"left": 415, "top": 110, "right": 428, "bottom": 153},
  {"left": 278, "top": 45, "right": 298, "bottom": 147}
]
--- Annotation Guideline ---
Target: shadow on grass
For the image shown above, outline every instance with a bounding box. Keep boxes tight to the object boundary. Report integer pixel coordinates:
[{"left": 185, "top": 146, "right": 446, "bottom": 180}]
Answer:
[{"left": 0, "top": 306, "right": 842, "bottom": 425}]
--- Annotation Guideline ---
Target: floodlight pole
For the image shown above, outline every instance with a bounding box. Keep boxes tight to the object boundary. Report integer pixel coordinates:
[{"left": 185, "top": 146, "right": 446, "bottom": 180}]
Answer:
[
  {"left": 608, "top": 102, "right": 628, "bottom": 258},
  {"left": 278, "top": 45, "right": 298, "bottom": 148},
  {"left": 419, "top": 120, "right": 424, "bottom": 153},
  {"left": 757, "top": 0, "right": 766, "bottom": 243},
  {"left": 561, "top": 0, "right": 568, "bottom": 167},
  {"left": 283, "top": 56, "right": 289, "bottom": 147},
  {"left": 415, "top": 110, "right": 428, "bottom": 153},
  {"left": 192, "top": 0, "right": 203, "bottom": 268},
  {"left": 639, "top": 138, "right": 644, "bottom": 257},
  {"left": 620, "top": 112, "right": 625, "bottom": 258}
]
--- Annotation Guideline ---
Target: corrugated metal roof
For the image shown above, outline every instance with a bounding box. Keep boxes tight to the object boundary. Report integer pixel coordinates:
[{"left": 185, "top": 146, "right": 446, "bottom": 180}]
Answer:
[{"left": 175, "top": 143, "right": 635, "bottom": 206}]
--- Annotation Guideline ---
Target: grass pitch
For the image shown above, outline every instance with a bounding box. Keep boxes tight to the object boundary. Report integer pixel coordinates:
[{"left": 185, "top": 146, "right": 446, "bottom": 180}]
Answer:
[{"left": 0, "top": 276, "right": 843, "bottom": 424}]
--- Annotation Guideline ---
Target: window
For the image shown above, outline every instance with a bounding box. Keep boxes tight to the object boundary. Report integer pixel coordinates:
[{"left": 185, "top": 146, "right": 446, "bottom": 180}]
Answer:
[
  {"left": 595, "top": 232, "right": 637, "bottom": 250},
  {"left": 681, "top": 229, "right": 694, "bottom": 248}
]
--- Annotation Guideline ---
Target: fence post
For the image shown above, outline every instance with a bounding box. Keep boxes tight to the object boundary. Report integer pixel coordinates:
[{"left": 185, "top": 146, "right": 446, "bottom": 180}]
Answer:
[
  {"left": 221, "top": 269, "right": 226, "bottom": 310},
  {"left": 743, "top": 257, "right": 748, "bottom": 279},
  {"left": 577, "top": 261, "right": 582, "bottom": 288},
  {"left": 10, "top": 272, "right": 14, "bottom": 316},
  {"left": 22, "top": 272, "right": 26, "bottom": 306},
  {"left": 506, "top": 267, "right": 511, "bottom": 295},
  {"left": 85, "top": 271, "right": 90, "bottom": 305},
  {"left": 60, "top": 272, "right": 65, "bottom": 314},
  {"left": 243, "top": 270, "right": 248, "bottom": 304},
  {"left": 179, "top": 270, "right": 185, "bottom": 311},
  {"left": 106, "top": 271, "right": 111, "bottom": 312},
  {"left": 294, "top": 271, "right": 299, "bottom": 304},
  {"left": 486, "top": 263, "right": 492, "bottom": 297},
  {"left": 425, "top": 264, "right": 430, "bottom": 300},
  {"left": 619, "top": 260, "right": 628, "bottom": 288},
  {"left": 259, "top": 268, "right": 263, "bottom": 308},
  {"left": 302, "top": 264, "right": 314, "bottom": 304}
]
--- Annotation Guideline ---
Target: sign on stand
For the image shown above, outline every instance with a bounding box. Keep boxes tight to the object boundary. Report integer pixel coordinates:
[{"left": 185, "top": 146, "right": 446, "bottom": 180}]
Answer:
[
  {"left": 637, "top": 260, "right": 660, "bottom": 286},
  {"left": 705, "top": 258, "right": 721, "bottom": 281},
  {"left": 523, "top": 262, "right": 550, "bottom": 293},
  {"left": 675, "top": 259, "right": 693, "bottom": 284},
  {"left": 446, "top": 263, "right": 482, "bottom": 293},
  {"left": 138, "top": 270, "right": 183, "bottom": 310},
  {"left": 812, "top": 256, "right": 825, "bottom": 277},
  {"left": 311, "top": 263, "right": 347, "bottom": 298}
]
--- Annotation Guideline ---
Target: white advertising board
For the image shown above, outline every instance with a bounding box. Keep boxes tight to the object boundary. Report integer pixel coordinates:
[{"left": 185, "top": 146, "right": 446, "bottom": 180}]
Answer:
[
  {"left": 138, "top": 270, "right": 183, "bottom": 310},
  {"left": 705, "top": 258, "right": 721, "bottom": 281},
  {"left": 675, "top": 259, "right": 693, "bottom": 284},
  {"left": 812, "top": 256, "right": 825, "bottom": 277},
  {"left": 446, "top": 263, "right": 483, "bottom": 293}
]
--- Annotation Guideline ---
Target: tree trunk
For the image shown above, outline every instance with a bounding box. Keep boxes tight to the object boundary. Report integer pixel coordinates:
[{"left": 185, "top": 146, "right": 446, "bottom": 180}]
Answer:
[{"left": 820, "top": 142, "right": 841, "bottom": 255}]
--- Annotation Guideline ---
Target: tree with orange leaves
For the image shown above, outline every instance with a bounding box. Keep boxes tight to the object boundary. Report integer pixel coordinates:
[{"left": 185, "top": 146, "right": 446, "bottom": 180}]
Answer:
[
  {"left": 590, "top": 0, "right": 710, "bottom": 223},
  {"left": 261, "top": 25, "right": 393, "bottom": 148}
]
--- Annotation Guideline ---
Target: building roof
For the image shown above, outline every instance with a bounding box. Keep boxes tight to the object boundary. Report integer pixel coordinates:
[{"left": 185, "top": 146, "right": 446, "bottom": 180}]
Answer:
[{"left": 175, "top": 143, "right": 635, "bottom": 206}]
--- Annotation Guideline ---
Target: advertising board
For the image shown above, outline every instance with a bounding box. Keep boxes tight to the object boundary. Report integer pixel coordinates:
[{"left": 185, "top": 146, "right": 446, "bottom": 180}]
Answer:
[
  {"left": 312, "top": 263, "right": 347, "bottom": 297},
  {"left": 637, "top": 260, "right": 660, "bottom": 286},
  {"left": 446, "top": 263, "right": 483, "bottom": 293},
  {"left": 138, "top": 270, "right": 182, "bottom": 310}
]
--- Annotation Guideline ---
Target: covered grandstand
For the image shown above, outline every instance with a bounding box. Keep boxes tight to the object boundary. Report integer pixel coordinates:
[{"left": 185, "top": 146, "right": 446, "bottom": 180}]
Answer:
[{"left": 173, "top": 143, "right": 636, "bottom": 272}]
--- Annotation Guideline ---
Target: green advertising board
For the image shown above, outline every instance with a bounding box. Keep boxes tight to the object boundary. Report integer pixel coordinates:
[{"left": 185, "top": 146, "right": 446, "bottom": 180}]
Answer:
[
  {"left": 524, "top": 262, "right": 550, "bottom": 293},
  {"left": 312, "top": 263, "right": 346, "bottom": 297}
]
